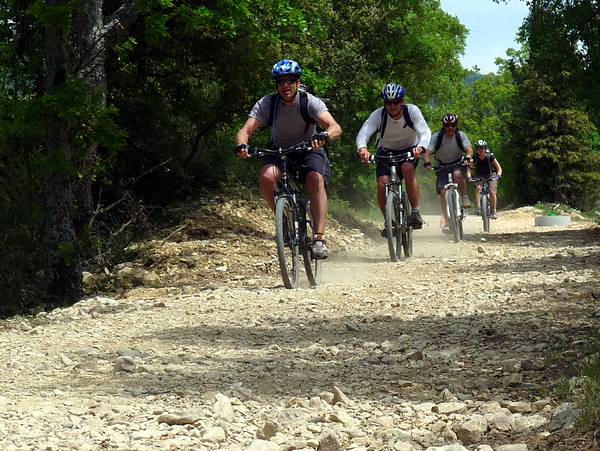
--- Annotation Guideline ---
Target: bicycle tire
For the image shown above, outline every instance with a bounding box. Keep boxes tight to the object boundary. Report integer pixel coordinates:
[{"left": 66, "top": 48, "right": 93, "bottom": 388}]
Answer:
[
  {"left": 385, "top": 191, "right": 402, "bottom": 261},
  {"left": 446, "top": 189, "right": 460, "bottom": 243},
  {"left": 481, "top": 195, "right": 490, "bottom": 232},
  {"left": 275, "top": 196, "right": 299, "bottom": 288},
  {"left": 401, "top": 191, "right": 413, "bottom": 258},
  {"left": 302, "top": 200, "right": 321, "bottom": 287}
]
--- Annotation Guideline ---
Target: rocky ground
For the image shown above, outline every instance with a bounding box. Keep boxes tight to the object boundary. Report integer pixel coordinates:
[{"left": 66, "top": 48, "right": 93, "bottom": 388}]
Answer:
[{"left": 1, "top": 194, "right": 600, "bottom": 450}]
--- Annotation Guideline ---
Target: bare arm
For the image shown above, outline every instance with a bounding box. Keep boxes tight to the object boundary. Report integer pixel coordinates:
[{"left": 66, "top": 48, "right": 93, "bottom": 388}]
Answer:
[
  {"left": 493, "top": 159, "right": 502, "bottom": 176},
  {"left": 236, "top": 117, "right": 264, "bottom": 145},
  {"left": 235, "top": 117, "right": 264, "bottom": 158},
  {"left": 464, "top": 145, "right": 474, "bottom": 160},
  {"left": 316, "top": 111, "right": 342, "bottom": 142}
]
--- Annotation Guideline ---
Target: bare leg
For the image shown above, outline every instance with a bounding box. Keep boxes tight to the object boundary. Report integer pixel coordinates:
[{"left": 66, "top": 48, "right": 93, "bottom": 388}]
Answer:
[
  {"left": 304, "top": 171, "right": 327, "bottom": 236},
  {"left": 259, "top": 164, "right": 280, "bottom": 211},
  {"left": 490, "top": 191, "right": 497, "bottom": 211},
  {"left": 439, "top": 192, "right": 449, "bottom": 223},
  {"left": 475, "top": 185, "right": 482, "bottom": 209},
  {"left": 454, "top": 169, "right": 467, "bottom": 196},
  {"left": 401, "top": 163, "right": 419, "bottom": 209},
  {"left": 376, "top": 175, "right": 390, "bottom": 215}
]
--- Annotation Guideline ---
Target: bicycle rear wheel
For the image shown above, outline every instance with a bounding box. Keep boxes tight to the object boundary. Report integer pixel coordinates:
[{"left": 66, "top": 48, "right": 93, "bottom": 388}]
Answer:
[
  {"left": 302, "top": 200, "right": 321, "bottom": 287},
  {"left": 275, "top": 196, "right": 299, "bottom": 288},
  {"left": 401, "top": 192, "right": 413, "bottom": 258},
  {"left": 446, "top": 189, "right": 460, "bottom": 243},
  {"left": 481, "top": 195, "right": 490, "bottom": 232},
  {"left": 385, "top": 191, "right": 402, "bottom": 261}
]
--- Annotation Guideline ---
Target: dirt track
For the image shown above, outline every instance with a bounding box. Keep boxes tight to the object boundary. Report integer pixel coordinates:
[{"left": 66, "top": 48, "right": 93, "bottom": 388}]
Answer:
[{"left": 0, "top": 204, "right": 599, "bottom": 450}]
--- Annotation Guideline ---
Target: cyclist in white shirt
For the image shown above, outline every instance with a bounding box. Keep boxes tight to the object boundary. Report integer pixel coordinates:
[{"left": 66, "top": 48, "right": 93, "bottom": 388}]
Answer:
[{"left": 356, "top": 83, "right": 431, "bottom": 231}]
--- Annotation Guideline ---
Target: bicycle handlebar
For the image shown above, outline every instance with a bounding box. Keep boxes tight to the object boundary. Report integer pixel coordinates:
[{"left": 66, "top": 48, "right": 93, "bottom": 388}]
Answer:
[
  {"left": 367, "top": 150, "right": 414, "bottom": 164},
  {"left": 433, "top": 156, "right": 471, "bottom": 172},
  {"left": 469, "top": 175, "right": 500, "bottom": 183},
  {"left": 234, "top": 142, "right": 313, "bottom": 158}
]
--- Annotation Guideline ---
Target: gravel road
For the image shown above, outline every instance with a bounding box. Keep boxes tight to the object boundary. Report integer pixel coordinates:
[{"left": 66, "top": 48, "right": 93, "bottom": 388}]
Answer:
[{"left": 1, "top": 205, "right": 598, "bottom": 450}]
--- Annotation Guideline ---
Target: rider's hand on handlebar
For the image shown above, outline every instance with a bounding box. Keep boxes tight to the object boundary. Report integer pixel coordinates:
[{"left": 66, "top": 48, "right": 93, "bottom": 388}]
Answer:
[
  {"left": 357, "top": 148, "right": 371, "bottom": 165},
  {"left": 412, "top": 146, "right": 426, "bottom": 158},
  {"left": 234, "top": 143, "right": 249, "bottom": 159},
  {"left": 311, "top": 131, "right": 329, "bottom": 149}
]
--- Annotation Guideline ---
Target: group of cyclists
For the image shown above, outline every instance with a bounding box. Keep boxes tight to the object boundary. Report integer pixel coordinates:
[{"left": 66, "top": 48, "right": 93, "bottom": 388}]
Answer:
[{"left": 235, "top": 59, "right": 503, "bottom": 256}]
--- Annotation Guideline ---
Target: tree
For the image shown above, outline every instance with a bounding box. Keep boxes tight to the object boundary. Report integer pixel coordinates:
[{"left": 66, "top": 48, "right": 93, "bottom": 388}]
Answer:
[{"left": 40, "top": 0, "right": 136, "bottom": 304}]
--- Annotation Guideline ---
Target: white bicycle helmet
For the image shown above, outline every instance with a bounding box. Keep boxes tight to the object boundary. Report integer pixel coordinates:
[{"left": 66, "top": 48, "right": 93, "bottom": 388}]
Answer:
[
  {"left": 442, "top": 113, "right": 458, "bottom": 126},
  {"left": 476, "top": 139, "right": 488, "bottom": 148},
  {"left": 381, "top": 83, "right": 405, "bottom": 102}
]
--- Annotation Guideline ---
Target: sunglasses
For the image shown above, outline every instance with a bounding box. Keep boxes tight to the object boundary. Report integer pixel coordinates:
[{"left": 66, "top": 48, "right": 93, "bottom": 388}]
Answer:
[
  {"left": 444, "top": 124, "right": 457, "bottom": 128},
  {"left": 384, "top": 100, "right": 402, "bottom": 106},
  {"left": 276, "top": 77, "right": 299, "bottom": 86}
]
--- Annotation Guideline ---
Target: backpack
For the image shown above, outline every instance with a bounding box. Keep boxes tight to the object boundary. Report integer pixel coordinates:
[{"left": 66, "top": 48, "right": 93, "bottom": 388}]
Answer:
[
  {"left": 375, "top": 105, "right": 415, "bottom": 148},
  {"left": 266, "top": 91, "right": 317, "bottom": 133},
  {"left": 434, "top": 128, "right": 465, "bottom": 152}
]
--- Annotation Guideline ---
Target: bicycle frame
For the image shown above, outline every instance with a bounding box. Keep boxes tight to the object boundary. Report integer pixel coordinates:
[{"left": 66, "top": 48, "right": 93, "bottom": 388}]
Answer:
[
  {"left": 435, "top": 159, "right": 468, "bottom": 242},
  {"left": 372, "top": 150, "right": 414, "bottom": 260},
  {"left": 470, "top": 176, "right": 493, "bottom": 232},
  {"left": 244, "top": 143, "right": 319, "bottom": 288}
]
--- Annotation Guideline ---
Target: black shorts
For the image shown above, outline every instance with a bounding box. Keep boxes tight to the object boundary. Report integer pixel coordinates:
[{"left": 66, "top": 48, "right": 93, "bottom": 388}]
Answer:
[
  {"left": 436, "top": 162, "right": 467, "bottom": 194},
  {"left": 375, "top": 147, "right": 419, "bottom": 179},
  {"left": 262, "top": 148, "right": 331, "bottom": 186}
]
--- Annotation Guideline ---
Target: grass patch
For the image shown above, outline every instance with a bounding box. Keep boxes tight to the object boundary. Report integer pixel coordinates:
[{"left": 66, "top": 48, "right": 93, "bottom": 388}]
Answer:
[{"left": 551, "top": 341, "right": 600, "bottom": 428}]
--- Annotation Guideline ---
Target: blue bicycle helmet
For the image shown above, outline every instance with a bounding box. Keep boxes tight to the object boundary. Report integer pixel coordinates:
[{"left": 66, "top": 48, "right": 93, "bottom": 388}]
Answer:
[
  {"left": 381, "top": 83, "right": 406, "bottom": 102},
  {"left": 271, "top": 59, "right": 302, "bottom": 79}
]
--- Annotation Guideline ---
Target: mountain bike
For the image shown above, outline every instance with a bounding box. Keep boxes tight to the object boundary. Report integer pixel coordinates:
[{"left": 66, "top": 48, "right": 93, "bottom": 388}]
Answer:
[
  {"left": 240, "top": 142, "right": 321, "bottom": 289},
  {"left": 470, "top": 176, "right": 497, "bottom": 232},
  {"left": 435, "top": 158, "right": 468, "bottom": 242},
  {"left": 370, "top": 150, "right": 413, "bottom": 261}
]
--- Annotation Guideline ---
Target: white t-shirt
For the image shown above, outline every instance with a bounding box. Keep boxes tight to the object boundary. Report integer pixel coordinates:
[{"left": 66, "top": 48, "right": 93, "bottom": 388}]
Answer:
[{"left": 355, "top": 104, "right": 431, "bottom": 150}]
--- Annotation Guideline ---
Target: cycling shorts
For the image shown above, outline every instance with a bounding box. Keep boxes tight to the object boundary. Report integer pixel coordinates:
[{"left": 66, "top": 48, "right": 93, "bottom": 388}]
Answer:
[
  {"left": 262, "top": 148, "right": 331, "bottom": 186},
  {"left": 436, "top": 161, "right": 467, "bottom": 194},
  {"left": 375, "top": 147, "right": 419, "bottom": 179}
]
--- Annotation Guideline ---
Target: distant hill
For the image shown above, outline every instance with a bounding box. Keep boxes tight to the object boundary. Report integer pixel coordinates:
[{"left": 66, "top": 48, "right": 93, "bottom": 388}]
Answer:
[{"left": 464, "top": 73, "right": 484, "bottom": 85}]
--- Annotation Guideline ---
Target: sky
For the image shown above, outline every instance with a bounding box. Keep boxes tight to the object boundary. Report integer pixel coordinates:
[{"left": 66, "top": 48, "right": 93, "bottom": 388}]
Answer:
[{"left": 440, "top": 0, "right": 530, "bottom": 74}]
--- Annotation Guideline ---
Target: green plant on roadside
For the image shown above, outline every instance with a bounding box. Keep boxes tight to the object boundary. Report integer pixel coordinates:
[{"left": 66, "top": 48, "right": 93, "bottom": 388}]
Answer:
[{"left": 550, "top": 341, "right": 600, "bottom": 428}]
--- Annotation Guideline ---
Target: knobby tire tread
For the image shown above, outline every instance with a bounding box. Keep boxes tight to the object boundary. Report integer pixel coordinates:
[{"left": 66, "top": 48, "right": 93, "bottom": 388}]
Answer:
[
  {"left": 275, "top": 197, "right": 299, "bottom": 288},
  {"left": 401, "top": 191, "right": 413, "bottom": 258},
  {"left": 385, "top": 192, "right": 401, "bottom": 262},
  {"left": 302, "top": 200, "right": 321, "bottom": 287},
  {"left": 481, "top": 195, "right": 490, "bottom": 232}
]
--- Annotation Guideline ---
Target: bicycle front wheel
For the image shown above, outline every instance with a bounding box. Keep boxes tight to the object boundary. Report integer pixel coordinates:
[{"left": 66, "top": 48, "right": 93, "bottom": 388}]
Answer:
[
  {"left": 385, "top": 191, "right": 402, "bottom": 261},
  {"left": 481, "top": 195, "right": 490, "bottom": 232},
  {"left": 302, "top": 199, "right": 321, "bottom": 288},
  {"left": 401, "top": 192, "right": 413, "bottom": 258},
  {"left": 275, "top": 196, "right": 299, "bottom": 289},
  {"left": 446, "top": 189, "right": 460, "bottom": 243}
]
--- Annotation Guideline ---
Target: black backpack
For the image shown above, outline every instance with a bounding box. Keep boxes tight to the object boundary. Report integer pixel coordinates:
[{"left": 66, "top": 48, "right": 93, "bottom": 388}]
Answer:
[
  {"left": 434, "top": 128, "right": 465, "bottom": 152},
  {"left": 375, "top": 105, "right": 415, "bottom": 148},
  {"left": 266, "top": 91, "right": 317, "bottom": 132}
]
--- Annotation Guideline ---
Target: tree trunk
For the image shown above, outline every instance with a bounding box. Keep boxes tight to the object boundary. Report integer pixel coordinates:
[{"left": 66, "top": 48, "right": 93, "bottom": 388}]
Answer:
[
  {"left": 73, "top": 0, "right": 105, "bottom": 233},
  {"left": 44, "top": 0, "right": 82, "bottom": 303},
  {"left": 42, "top": 0, "right": 137, "bottom": 304}
]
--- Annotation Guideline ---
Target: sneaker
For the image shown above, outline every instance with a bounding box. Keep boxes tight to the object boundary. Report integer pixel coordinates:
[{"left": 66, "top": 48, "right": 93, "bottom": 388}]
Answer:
[
  {"left": 490, "top": 210, "right": 498, "bottom": 219},
  {"left": 409, "top": 211, "right": 424, "bottom": 229},
  {"left": 311, "top": 240, "right": 329, "bottom": 259},
  {"left": 461, "top": 195, "right": 472, "bottom": 208}
]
